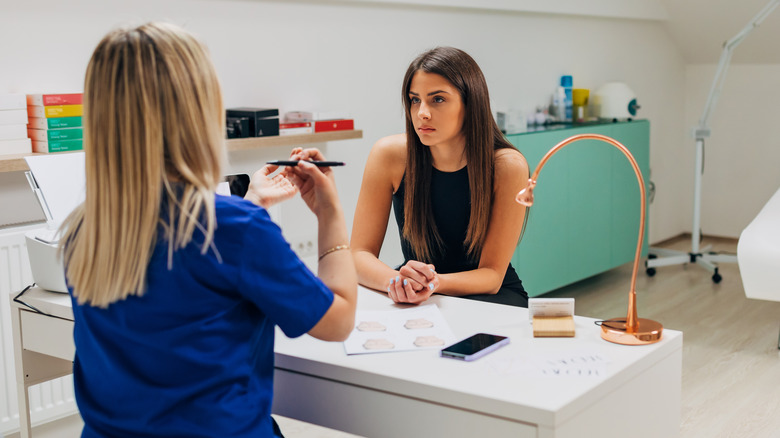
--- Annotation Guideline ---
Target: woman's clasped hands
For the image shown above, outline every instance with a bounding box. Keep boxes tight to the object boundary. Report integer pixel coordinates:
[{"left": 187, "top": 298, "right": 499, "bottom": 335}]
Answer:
[{"left": 387, "top": 260, "right": 440, "bottom": 304}]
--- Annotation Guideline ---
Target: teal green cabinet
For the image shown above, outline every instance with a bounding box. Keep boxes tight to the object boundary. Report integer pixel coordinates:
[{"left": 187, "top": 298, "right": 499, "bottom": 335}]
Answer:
[{"left": 506, "top": 120, "right": 650, "bottom": 297}]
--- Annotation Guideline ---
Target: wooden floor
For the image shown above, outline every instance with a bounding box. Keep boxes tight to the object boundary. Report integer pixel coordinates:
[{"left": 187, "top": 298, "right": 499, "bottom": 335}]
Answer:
[
  {"left": 7, "top": 413, "right": 362, "bottom": 438},
  {"left": 545, "top": 235, "right": 780, "bottom": 438}
]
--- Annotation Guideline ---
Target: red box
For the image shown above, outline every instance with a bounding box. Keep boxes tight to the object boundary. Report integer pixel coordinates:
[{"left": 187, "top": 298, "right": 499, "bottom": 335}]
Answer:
[
  {"left": 27, "top": 93, "right": 83, "bottom": 106},
  {"left": 313, "top": 119, "right": 354, "bottom": 133}
]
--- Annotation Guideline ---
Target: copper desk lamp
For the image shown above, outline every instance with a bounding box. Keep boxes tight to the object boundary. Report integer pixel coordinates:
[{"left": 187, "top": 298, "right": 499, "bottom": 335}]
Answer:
[{"left": 516, "top": 133, "right": 663, "bottom": 345}]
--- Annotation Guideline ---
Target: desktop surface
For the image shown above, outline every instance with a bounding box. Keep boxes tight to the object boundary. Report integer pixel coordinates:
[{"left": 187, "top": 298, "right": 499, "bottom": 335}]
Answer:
[
  {"left": 11, "top": 285, "right": 682, "bottom": 438},
  {"left": 273, "top": 287, "right": 682, "bottom": 438}
]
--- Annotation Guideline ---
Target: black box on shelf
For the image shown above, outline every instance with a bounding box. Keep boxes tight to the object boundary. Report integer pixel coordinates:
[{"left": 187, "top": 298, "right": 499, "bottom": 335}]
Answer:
[
  {"left": 226, "top": 116, "right": 250, "bottom": 139},
  {"left": 226, "top": 107, "right": 279, "bottom": 137}
]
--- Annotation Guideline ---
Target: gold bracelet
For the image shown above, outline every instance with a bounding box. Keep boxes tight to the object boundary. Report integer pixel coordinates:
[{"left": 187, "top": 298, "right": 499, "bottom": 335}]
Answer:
[{"left": 318, "top": 244, "right": 350, "bottom": 261}]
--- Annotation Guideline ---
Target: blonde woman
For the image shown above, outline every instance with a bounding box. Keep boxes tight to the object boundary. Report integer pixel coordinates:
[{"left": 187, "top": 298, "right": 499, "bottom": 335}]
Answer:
[{"left": 61, "top": 22, "right": 356, "bottom": 438}]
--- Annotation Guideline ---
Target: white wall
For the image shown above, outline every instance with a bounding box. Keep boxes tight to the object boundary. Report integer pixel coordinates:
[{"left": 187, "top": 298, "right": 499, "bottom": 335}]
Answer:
[
  {"left": 684, "top": 63, "right": 780, "bottom": 238},
  {"left": 660, "top": 0, "right": 780, "bottom": 64},
  {"left": 0, "top": 0, "right": 688, "bottom": 266}
]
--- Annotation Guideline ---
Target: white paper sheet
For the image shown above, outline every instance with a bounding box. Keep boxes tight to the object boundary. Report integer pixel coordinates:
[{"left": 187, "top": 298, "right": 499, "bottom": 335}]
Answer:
[{"left": 343, "top": 304, "right": 457, "bottom": 355}]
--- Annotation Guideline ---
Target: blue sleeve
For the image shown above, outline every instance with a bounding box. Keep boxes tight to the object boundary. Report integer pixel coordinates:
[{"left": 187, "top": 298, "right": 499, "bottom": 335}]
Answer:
[{"left": 237, "top": 208, "right": 334, "bottom": 338}]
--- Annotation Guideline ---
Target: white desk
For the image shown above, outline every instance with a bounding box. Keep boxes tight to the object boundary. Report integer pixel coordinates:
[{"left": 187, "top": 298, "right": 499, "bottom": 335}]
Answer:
[
  {"left": 10, "top": 286, "right": 682, "bottom": 438},
  {"left": 9, "top": 287, "right": 75, "bottom": 438},
  {"left": 273, "top": 288, "right": 683, "bottom": 438}
]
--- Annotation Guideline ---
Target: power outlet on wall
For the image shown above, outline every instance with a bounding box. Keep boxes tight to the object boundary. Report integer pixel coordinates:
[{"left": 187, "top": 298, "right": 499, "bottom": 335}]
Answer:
[{"left": 290, "top": 235, "right": 316, "bottom": 258}]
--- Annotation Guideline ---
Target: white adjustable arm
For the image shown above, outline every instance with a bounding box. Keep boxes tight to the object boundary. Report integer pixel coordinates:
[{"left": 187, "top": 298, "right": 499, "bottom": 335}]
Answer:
[{"left": 696, "top": 0, "right": 780, "bottom": 137}]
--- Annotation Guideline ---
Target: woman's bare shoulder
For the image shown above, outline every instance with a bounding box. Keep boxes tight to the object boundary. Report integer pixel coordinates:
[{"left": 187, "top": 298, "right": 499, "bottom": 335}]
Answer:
[
  {"left": 367, "top": 134, "right": 408, "bottom": 190},
  {"left": 494, "top": 147, "right": 528, "bottom": 175},
  {"left": 369, "top": 134, "right": 407, "bottom": 169},
  {"left": 372, "top": 133, "right": 407, "bottom": 157}
]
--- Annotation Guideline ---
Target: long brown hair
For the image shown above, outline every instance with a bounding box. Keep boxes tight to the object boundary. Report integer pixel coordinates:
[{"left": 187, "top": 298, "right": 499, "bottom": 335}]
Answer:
[
  {"left": 401, "top": 46, "right": 514, "bottom": 261},
  {"left": 61, "top": 22, "right": 226, "bottom": 307}
]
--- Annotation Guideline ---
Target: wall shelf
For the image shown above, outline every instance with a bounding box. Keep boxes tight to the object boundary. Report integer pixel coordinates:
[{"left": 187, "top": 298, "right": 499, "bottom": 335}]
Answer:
[
  {"left": 225, "top": 129, "right": 363, "bottom": 151},
  {"left": 0, "top": 130, "right": 363, "bottom": 173}
]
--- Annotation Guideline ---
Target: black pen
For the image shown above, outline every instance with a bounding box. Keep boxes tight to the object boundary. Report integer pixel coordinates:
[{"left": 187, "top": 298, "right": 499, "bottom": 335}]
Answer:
[{"left": 266, "top": 160, "right": 345, "bottom": 167}]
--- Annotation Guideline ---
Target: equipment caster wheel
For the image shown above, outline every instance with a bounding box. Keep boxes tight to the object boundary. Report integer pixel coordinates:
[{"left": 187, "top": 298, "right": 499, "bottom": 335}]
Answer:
[
  {"left": 712, "top": 269, "right": 722, "bottom": 284},
  {"left": 646, "top": 268, "right": 656, "bottom": 277},
  {"left": 646, "top": 254, "right": 657, "bottom": 277}
]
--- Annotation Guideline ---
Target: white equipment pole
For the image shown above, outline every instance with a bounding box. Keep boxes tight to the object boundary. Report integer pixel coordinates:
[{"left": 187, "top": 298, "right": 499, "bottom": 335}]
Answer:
[{"left": 646, "top": 0, "right": 780, "bottom": 283}]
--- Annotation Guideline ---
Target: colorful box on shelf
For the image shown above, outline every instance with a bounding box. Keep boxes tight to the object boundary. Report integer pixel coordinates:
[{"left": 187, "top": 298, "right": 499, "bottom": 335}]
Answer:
[
  {"left": 28, "top": 116, "right": 82, "bottom": 130},
  {"left": 279, "top": 122, "right": 313, "bottom": 136},
  {"left": 314, "top": 119, "right": 354, "bottom": 133},
  {"left": 284, "top": 110, "right": 350, "bottom": 123},
  {"left": 226, "top": 107, "right": 279, "bottom": 137},
  {"left": 27, "top": 104, "right": 83, "bottom": 119},
  {"left": 26, "top": 93, "right": 83, "bottom": 107},
  {"left": 28, "top": 127, "right": 83, "bottom": 141},
  {"left": 32, "top": 138, "right": 83, "bottom": 153},
  {"left": 226, "top": 116, "right": 250, "bottom": 139},
  {"left": 283, "top": 110, "right": 354, "bottom": 133},
  {"left": 25, "top": 93, "right": 84, "bottom": 130}
]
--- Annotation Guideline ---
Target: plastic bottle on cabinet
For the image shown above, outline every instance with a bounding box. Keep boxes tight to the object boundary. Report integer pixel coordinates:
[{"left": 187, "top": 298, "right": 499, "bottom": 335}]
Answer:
[
  {"left": 560, "top": 75, "right": 573, "bottom": 122},
  {"left": 553, "top": 86, "right": 567, "bottom": 122}
]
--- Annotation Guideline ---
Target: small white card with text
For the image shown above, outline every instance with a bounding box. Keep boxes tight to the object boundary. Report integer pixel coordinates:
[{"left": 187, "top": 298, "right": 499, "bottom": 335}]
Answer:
[{"left": 528, "top": 298, "right": 575, "bottom": 321}]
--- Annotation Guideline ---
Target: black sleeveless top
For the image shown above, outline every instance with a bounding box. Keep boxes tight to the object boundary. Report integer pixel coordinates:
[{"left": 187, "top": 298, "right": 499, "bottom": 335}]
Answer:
[{"left": 392, "top": 166, "right": 528, "bottom": 307}]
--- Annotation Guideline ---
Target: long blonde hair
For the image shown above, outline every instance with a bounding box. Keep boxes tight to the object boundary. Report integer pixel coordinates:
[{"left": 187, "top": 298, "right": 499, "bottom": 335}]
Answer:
[{"left": 61, "top": 22, "right": 226, "bottom": 307}]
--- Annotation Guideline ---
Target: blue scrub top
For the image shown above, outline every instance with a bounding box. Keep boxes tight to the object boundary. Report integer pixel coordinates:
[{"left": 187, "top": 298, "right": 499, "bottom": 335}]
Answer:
[{"left": 69, "top": 194, "right": 334, "bottom": 438}]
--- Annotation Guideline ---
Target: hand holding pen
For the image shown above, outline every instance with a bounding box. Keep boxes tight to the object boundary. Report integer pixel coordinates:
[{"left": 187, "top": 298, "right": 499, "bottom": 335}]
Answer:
[{"left": 285, "top": 147, "right": 342, "bottom": 219}]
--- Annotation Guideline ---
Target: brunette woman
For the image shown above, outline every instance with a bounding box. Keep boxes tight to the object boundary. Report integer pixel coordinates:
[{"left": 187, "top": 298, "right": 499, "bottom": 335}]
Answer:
[{"left": 351, "top": 47, "right": 530, "bottom": 307}]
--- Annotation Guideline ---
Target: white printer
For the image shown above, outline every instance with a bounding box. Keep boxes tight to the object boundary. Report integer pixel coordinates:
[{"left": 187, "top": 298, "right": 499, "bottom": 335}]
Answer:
[
  {"left": 25, "top": 228, "right": 68, "bottom": 292},
  {"left": 24, "top": 152, "right": 86, "bottom": 293}
]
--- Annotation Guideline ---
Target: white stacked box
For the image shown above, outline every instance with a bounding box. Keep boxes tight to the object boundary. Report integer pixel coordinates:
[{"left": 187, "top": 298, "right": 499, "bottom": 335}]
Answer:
[{"left": 0, "top": 94, "right": 32, "bottom": 155}]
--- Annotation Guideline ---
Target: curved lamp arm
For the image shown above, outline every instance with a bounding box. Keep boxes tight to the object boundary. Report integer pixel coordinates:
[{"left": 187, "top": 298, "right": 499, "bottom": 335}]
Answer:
[{"left": 516, "top": 133, "right": 662, "bottom": 345}]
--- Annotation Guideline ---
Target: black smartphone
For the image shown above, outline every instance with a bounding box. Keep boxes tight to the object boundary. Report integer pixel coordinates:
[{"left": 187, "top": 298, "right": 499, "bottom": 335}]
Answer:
[
  {"left": 224, "top": 174, "right": 250, "bottom": 197},
  {"left": 440, "top": 333, "right": 510, "bottom": 362}
]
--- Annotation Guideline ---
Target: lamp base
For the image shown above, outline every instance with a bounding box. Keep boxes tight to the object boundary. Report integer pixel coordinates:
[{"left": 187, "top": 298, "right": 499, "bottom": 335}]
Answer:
[{"left": 600, "top": 318, "right": 663, "bottom": 345}]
